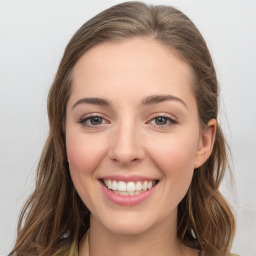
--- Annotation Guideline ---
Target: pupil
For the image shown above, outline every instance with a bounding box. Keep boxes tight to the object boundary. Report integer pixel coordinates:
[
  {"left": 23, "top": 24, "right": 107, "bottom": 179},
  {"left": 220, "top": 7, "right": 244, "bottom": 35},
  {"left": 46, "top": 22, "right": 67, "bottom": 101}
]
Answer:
[
  {"left": 156, "top": 117, "right": 167, "bottom": 125},
  {"left": 91, "top": 117, "right": 102, "bottom": 125}
]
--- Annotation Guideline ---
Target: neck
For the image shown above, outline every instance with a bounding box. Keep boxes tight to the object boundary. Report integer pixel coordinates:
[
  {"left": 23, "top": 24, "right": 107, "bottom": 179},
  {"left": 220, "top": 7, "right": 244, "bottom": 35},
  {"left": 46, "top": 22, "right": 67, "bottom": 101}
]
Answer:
[{"left": 79, "top": 213, "right": 196, "bottom": 256}]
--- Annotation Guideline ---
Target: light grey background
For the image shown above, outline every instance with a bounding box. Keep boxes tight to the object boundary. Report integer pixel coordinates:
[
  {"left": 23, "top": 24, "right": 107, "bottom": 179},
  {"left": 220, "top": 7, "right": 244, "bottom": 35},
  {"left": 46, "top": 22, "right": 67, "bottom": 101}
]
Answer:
[{"left": 0, "top": 0, "right": 255, "bottom": 255}]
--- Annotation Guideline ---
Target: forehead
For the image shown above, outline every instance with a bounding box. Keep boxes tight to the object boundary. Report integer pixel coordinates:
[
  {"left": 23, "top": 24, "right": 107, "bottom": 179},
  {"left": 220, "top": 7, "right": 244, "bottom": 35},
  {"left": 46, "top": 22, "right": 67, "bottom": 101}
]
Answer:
[{"left": 70, "top": 37, "right": 196, "bottom": 107}]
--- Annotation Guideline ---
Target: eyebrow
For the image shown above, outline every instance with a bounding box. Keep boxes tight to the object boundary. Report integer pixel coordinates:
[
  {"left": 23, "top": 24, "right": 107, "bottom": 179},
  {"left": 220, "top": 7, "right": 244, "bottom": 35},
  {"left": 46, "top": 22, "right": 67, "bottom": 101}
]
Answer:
[
  {"left": 141, "top": 94, "right": 187, "bottom": 108},
  {"left": 72, "top": 94, "right": 187, "bottom": 109},
  {"left": 72, "top": 97, "right": 110, "bottom": 109}
]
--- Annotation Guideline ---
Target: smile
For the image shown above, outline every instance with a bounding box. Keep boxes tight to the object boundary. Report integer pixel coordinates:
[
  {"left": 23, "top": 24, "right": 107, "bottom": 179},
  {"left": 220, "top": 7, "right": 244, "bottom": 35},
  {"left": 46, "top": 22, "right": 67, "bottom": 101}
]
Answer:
[
  {"left": 102, "top": 179, "right": 158, "bottom": 196},
  {"left": 99, "top": 177, "right": 159, "bottom": 206}
]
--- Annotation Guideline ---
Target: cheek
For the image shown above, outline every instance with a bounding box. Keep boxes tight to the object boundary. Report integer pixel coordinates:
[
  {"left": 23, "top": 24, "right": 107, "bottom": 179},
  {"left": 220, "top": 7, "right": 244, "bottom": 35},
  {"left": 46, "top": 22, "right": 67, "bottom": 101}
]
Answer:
[
  {"left": 149, "top": 132, "right": 198, "bottom": 169},
  {"left": 66, "top": 131, "right": 108, "bottom": 211},
  {"left": 66, "top": 131, "right": 108, "bottom": 174},
  {"left": 147, "top": 132, "right": 199, "bottom": 193}
]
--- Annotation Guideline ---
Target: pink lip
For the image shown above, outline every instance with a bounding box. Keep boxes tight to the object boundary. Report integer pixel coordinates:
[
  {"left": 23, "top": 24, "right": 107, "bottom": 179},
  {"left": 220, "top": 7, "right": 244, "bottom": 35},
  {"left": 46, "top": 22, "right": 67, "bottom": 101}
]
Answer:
[
  {"left": 99, "top": 181, "right": 158, "bottom": 206},
  {"left": 99, "top": 175, "right": 157, "bottom": 182}
]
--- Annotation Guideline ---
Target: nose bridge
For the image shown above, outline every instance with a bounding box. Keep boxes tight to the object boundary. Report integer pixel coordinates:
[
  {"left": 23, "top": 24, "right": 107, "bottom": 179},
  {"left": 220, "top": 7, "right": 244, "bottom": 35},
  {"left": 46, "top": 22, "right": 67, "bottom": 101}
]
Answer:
[{"left": 109, "top": 116, "right": 144, "bottom": 164}]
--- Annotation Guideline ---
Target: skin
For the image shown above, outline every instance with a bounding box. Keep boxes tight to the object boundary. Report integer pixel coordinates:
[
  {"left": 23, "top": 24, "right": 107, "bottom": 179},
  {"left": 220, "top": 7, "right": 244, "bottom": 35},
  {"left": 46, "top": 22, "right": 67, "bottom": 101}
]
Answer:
[{"left": 65, "top": 38, "right": 216, "bottom": 256}]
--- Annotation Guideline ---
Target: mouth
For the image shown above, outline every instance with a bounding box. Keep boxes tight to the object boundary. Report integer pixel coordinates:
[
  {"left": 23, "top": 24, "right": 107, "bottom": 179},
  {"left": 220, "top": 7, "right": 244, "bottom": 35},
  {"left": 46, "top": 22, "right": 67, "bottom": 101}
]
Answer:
[{"left": 100, "top": 179, "right": 159, "bottom": 196}]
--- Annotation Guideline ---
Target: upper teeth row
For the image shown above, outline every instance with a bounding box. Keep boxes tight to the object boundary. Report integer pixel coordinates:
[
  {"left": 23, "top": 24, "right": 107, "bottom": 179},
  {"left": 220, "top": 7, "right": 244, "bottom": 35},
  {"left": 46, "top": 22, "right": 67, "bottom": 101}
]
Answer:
[{"left": 103, "top": 180, "right": 156, "bottom": 192}]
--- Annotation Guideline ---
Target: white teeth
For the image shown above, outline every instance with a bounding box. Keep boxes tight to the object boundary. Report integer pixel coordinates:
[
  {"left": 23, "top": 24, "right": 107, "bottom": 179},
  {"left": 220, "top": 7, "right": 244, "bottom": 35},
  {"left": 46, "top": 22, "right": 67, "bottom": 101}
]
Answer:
[
  {"left": 107, "top": 179, "right": 112, "bottom": 190},
  {"left": 135, "top": 181, "right": 142, "bottom": 191},
  {"left": 142, "top": 181, "right": 148, "bottom": 191},
  {"left": 147, "top": 181, "right": 153, "bottom": 189},
  {"left": 127, "top": 182, "right": 136, "bottom": 192},
  {"left": 103, "top": 179, "right": 157, "bottom": 194},
  {"left": 117, "top": 181, "right": 126, "bottom": 192},
  {"left": 112, "top": 180, "right": 118, "bottom": 191},
  {"left": 119, "top": 191, "right": 129, "bottom": 195}
]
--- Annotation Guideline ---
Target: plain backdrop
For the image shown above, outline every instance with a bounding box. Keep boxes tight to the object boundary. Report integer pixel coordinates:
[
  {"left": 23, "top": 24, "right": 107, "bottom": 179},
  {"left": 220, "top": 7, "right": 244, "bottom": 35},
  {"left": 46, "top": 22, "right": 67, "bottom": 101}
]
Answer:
[{"left": 0, "top": 0, "right": 255, "bottom": 255}]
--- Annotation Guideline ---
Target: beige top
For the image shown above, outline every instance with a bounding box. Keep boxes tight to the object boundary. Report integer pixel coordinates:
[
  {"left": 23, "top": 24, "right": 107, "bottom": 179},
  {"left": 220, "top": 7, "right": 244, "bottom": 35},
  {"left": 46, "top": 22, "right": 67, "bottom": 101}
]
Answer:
[
  {"left": 53, "top": 231, "right": 89, "bottom": 256},
  {"left": 53, "top": 232, "right": 239, "bottom": 256}
]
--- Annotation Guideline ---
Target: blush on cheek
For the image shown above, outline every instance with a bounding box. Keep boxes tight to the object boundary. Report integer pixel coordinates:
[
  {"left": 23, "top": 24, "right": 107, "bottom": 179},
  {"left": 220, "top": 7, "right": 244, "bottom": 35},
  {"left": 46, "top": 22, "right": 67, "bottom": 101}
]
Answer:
[
  {"left": 67, "top": 147, "right": 96, "bottom": 175},
  {"left": 148, "top": 139, "right": 195, "bottom": 197},
  {"left": 66, "top": 135, "right": 109, "bottom": 176}
]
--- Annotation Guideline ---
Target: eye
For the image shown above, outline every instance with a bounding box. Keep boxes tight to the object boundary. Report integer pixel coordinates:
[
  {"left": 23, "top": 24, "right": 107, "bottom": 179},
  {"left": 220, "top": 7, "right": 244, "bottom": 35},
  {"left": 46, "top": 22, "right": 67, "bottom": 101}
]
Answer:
[
  {"left": 79, "top": 115, "right": 109, "bottom": 127},
  {"left": 153, "top": 116, "right": 169, "bottom": 125},
  {"left": 149, "top": 115, "right": 177, "bottom": 127}
]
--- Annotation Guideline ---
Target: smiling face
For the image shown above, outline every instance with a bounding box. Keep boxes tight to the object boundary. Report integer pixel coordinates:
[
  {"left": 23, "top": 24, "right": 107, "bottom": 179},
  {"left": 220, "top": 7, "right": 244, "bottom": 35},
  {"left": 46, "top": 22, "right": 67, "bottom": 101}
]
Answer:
[{"left": 65, "top": 38, "right": 214, "bottom": 236}]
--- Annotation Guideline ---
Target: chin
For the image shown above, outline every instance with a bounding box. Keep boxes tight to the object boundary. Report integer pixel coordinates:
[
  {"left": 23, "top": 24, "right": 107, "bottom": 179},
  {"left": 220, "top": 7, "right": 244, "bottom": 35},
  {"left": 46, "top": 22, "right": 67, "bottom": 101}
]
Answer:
[{"left": 101, "top": 212, "right": 154, "bottom": 236}]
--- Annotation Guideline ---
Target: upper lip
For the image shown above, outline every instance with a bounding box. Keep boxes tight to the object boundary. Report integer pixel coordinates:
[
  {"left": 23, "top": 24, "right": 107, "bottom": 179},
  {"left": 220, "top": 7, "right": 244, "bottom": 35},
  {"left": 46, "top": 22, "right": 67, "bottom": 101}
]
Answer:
[{"left": 99, "top": 175, "right": 158, "bottom": 182}]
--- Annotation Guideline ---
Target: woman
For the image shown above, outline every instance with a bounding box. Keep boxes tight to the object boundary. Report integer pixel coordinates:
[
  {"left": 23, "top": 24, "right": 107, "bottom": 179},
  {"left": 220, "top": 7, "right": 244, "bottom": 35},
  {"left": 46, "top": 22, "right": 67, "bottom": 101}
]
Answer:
[{"left": 10, "top": 2, "right": 237, "bottom": 256}]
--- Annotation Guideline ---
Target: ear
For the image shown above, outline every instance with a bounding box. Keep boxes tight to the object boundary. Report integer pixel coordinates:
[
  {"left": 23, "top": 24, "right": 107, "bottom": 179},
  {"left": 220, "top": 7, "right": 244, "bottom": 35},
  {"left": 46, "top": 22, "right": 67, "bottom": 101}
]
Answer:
[{"left": 194, "top": 119, "right": 217, "bottom": 169}]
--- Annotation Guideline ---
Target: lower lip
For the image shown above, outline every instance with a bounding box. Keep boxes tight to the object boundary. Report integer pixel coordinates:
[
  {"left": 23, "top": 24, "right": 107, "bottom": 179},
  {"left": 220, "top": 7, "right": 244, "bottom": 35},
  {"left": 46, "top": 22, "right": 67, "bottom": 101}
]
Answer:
[{"left": 100, "top": 181, "right": 157, "bottom": 206}]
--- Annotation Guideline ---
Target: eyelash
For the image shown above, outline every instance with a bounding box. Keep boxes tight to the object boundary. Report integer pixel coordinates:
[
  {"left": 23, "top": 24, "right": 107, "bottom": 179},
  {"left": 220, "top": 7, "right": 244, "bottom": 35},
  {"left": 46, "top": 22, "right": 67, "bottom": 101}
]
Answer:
[
  {"left": 78, "top": 114, "right": 177, "bottom": 129},
  {"left": 147, "top": 115, "right": 177, "bottom": 128},
  {"left": 79, "top": 115, "right": 109, "bottom": 128}
]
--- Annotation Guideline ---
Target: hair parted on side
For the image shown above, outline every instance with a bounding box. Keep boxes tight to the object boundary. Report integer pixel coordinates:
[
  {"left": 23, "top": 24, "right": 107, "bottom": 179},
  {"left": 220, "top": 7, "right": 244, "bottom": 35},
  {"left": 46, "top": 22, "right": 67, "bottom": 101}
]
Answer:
[{"left": 10, "top": 2, "right": 235, "bottom": 256}]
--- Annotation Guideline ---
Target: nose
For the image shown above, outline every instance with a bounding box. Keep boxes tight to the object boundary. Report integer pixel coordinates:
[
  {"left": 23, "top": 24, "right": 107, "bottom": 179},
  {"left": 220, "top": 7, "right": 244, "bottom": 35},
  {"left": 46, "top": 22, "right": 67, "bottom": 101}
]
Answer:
[{"left": 108, "top": 120, "right": 145, "bottom": 165}]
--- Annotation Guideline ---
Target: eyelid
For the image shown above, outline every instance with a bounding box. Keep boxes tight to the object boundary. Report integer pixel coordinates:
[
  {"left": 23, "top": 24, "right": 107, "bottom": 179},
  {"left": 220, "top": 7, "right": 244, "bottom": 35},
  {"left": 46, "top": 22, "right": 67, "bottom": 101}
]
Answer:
[
  {"left": 148, "top": 112, "right": 177, "bottom": 121},
  {"left": 146, "top": 113, "right": 178, "bottom": 127},
  {"left": 78, "top": 113, "right": 110, "bottom": 127},
  {"left": 79, "top": 113, "right": 106, "bottom": 121},
  {"left": 77, "top": 112, "right": 177, "bottom": 129}
]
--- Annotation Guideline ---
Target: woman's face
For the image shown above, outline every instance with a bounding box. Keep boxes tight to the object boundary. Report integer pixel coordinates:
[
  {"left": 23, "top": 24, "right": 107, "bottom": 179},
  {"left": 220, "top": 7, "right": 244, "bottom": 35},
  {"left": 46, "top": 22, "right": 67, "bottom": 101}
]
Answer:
[{"left": 66, "top": 38, "right": 214, "bottom": 235}]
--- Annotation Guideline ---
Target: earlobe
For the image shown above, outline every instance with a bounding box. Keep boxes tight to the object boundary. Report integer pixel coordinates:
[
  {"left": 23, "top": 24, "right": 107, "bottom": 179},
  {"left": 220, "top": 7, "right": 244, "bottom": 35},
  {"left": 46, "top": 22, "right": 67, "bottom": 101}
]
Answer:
[{"left": 194, "top": 119, "right": 217, "bottom": 169}]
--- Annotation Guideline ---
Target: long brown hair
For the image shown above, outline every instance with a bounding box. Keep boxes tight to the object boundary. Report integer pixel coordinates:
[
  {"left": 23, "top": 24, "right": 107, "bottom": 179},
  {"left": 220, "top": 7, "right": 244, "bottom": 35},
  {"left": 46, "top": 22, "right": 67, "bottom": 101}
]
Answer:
[{"left": 10, "top": 2, "right": 235, "bottom": 255}]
